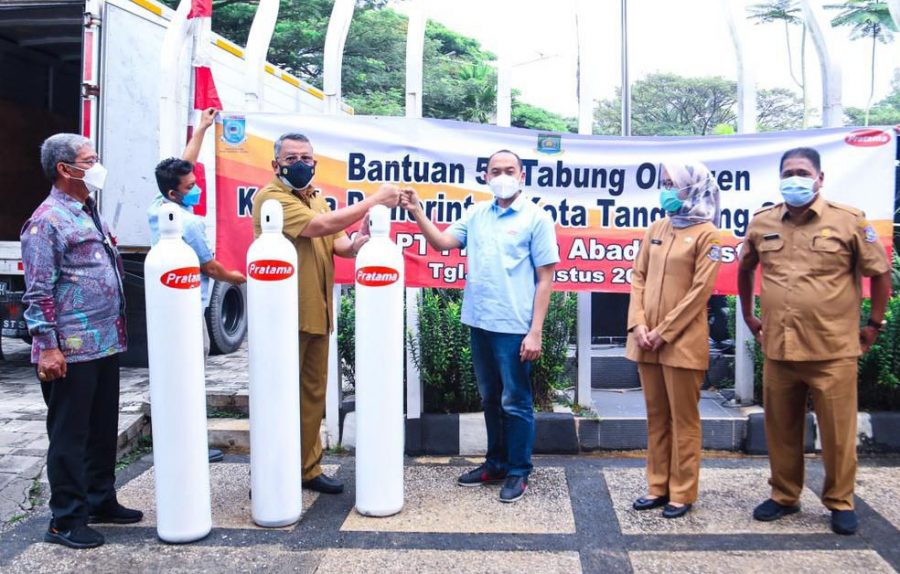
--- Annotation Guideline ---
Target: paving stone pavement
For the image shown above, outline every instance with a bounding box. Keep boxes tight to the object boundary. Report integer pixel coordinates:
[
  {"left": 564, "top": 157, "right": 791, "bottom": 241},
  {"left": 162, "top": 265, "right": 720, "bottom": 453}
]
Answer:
[
  {"left": 0, "top": 453, "right": 897, "bottom": 573},
  {"left": 3, "top": 339, "right": 900, "bottom": 572},
  {"left": 0, "top": 338, "right": 251, "bottom": 523}
]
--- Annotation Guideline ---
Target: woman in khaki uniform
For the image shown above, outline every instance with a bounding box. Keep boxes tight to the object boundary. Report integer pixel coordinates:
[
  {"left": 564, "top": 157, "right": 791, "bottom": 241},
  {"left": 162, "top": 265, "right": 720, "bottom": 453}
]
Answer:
[{"left": 626, "top": 161, "right": 722, "bottom": 519}]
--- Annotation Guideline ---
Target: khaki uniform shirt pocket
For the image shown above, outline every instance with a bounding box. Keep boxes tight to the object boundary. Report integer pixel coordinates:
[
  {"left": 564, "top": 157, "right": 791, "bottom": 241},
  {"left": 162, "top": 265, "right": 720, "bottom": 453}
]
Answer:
[
  {"left": 809, "top": 235, "right": 850, "bottom": 275},
  {"left": 757, "top": 238, "right": 784, "bottom": 270}
]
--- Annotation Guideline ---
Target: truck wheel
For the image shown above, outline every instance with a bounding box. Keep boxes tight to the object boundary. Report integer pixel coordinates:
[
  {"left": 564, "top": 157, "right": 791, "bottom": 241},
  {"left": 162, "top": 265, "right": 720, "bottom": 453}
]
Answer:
[{"left": 206, "top": 281, "right": 247, "bottom": 355}]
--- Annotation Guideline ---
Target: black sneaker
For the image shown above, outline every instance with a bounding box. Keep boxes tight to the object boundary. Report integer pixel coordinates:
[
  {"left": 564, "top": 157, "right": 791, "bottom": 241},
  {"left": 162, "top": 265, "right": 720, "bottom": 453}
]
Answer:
[
  {"left": 457, "top": 464, "right": 507, "bottom": 487},
  {"left": 44, "top": 523, "right": 105, "bottom": 549},
  {"left": 752, "top": 499, "right": 800, "bottom": 522},
  {"left": 831, "top": 509, "right": 858, "bottom": 535},
  {"left": 499, "top": 475, "right": 528, "bottom": 503},
  {"left": 88, "top": 502, "right": 144, "bottom": 525}
]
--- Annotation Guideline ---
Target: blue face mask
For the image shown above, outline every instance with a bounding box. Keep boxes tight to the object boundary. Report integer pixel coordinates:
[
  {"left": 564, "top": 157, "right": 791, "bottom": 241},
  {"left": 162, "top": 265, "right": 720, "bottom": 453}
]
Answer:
[
  {"left": 660, "top": 187, "right": 684, "bottom": 213},
  {"left": 181, "top": 185, "right": 202, "bottom": 207},
  {"left": 779, "top": 176, "right": 816, "bottom": 207}
]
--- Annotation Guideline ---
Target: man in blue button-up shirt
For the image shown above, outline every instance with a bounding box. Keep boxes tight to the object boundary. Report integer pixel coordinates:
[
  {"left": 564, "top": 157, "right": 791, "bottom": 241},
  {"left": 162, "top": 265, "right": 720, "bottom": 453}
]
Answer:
[{"left": 403, "top": 149, "right": 559, "bottom": 503}]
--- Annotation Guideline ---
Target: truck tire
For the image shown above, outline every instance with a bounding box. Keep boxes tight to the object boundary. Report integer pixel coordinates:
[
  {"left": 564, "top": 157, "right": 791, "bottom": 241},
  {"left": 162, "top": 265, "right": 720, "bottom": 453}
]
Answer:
[{"left": 206, "top": 281, "right": 247, "bottom": 355}]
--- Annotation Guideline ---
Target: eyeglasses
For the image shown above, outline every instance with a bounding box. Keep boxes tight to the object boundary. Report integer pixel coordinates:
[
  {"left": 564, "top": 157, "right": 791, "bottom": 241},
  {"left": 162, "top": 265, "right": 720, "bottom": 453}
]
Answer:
[
  {"left": 279, "top": 154, "right": 315, "bottom": 167},
  {"left": 72, "top": 157, "right": 101, "bottom": 167}
]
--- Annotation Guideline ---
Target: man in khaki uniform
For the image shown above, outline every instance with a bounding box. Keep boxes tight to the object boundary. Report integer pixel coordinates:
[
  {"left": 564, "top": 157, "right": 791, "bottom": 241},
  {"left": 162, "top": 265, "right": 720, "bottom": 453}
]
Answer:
[
  {"left": 738, "top": 147, "right": 891, "bottom": 535},
  {"left": 252, "top": 133, "right": 399, "bottom": 494}
]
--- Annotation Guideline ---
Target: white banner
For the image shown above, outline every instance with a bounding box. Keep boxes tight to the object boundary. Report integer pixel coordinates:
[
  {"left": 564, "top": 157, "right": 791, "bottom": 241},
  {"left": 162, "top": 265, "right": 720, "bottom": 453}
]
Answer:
[{"left": 215, "top": 116, "right": 896, "bottom": 293}]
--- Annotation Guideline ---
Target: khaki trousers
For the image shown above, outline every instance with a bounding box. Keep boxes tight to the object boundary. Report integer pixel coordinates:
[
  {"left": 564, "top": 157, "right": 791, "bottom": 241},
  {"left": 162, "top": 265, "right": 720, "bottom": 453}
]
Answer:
[
  {"left": 763, "top": 357, "right": 858, "bottom": 511},
  {"left": 299, "top": 331, "right": 329, "bottom": 482},
  {"left": 638, "top": 363, "right": 704, "bottom": 505}
]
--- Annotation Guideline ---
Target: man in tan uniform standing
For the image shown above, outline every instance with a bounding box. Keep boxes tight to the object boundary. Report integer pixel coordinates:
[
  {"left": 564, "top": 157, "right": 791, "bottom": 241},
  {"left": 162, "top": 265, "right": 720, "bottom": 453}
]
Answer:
[
  {"left": 738, "top": 147, "right": 891, "bottom": 535},
  {"left": 253, "top": 133, "right": 399, "bottom": 493}
]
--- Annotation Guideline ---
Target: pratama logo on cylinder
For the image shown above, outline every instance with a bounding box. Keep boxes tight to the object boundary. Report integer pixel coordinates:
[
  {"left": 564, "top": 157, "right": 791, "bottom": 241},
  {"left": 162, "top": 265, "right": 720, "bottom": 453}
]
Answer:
[
  {"left": 248, "top": 259, "right": 294, "bottom": 281},
  {"left": 161, "top": 267, "right": 201, "bottom": 289},
  {"left": 356, "top": 266, "right": 400, "bottom": 287}
]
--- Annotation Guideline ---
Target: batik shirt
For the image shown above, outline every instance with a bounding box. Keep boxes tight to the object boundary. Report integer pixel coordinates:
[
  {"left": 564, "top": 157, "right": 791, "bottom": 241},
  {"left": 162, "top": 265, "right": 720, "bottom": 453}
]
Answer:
[{"left": 21, "top": 187, "right": 127, "bottom": 364}]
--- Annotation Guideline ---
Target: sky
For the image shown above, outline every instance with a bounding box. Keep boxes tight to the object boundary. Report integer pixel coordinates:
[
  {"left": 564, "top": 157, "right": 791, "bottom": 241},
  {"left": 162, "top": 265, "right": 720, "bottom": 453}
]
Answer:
[{"left": 392, "top": 0, "right": 900, "bottom": 123}]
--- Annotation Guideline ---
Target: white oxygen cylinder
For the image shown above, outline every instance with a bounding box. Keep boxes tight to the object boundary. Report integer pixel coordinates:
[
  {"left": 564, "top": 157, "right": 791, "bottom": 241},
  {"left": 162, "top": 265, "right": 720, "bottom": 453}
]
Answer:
[
  {"left": 246, "top": 199, "right": 302, "bottom": 527},
  {"left": 144, "top": 202, "right": 211, "bottom": 543},
  {"left": 354, "top": 204, "right": 405, "bottom": 516}
]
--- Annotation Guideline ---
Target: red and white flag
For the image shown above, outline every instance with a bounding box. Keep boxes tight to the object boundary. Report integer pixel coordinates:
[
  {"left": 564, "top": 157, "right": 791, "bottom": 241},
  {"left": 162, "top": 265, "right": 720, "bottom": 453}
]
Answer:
[{"left": 187, "top": 0, "right": 220, "bottom": 215}]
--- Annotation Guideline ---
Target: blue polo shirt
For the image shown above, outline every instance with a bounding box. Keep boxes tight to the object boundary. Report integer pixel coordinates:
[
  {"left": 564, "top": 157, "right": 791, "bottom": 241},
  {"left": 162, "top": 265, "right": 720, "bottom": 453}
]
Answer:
[
  {"left": 447, "top": 193, "right": 559, "bottom": 335},
  {"left": 147, "top": 195, "right": 214, "bottom": 309}
]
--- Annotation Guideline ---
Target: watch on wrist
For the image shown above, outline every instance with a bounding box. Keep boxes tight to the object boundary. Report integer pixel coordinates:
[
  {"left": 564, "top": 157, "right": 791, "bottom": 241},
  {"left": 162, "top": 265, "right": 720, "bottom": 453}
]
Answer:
[{"left": 866, "top": 318, "right": 887, "bottom": 332}]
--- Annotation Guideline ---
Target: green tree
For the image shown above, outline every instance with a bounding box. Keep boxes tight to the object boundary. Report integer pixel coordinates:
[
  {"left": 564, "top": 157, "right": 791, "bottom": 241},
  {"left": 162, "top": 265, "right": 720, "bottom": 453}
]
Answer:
[
  {"left": 511, "top": 98, "right": 576, "bottom": 132},
  {"left": 747, "top": 1, "right": 811, "bottom": 127},
  {"left": 756, "top": 86, "right": 807, "bottom": 131},
  {"left": 828, "top": 0, "right": 897, "bottom": 125},
  {"left": 845, "top": 69, "right": 900, "bottom": 124},
  {"left": 594, "top": 74, "right": 738, "bottom": 136},
  {"left": 164, "top": 0, "right": 502, "bottom": 121},
  {"left": 593, "top": 74, "right": 803, "bottom": 135}
]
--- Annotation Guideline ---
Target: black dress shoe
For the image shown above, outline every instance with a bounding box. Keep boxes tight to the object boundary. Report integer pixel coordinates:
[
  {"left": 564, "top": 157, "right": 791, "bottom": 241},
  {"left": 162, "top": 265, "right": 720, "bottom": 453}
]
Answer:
[
  {"left": 831, "top": 509, "right": 858, "bottom": 535},
  {"left": 302, "top": 474, "right": 344, "bottom": 494},
  {"left": 88, "top": 502, "right": 144, "bottom": 524},
  {"left": 662, "top": 503, "right": 692, "bottom": 519},
  {"left": 633, "top": 495, "right": 669, "bottom": 511},
  {"left": 45, "top": 523, "right": 105, "bottom": 549},
  {"left": 208, "top": 448, "right": 224, "bottom": 463},
  {"left": 752, "top": 499, "right": 800, "bottom": 522}
]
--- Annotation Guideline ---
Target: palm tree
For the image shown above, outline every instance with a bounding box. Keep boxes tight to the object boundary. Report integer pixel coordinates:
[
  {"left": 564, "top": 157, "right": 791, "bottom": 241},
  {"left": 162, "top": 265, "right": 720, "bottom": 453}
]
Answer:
[
  {"left": 747, "top": 1, "right": 810, "bottom": 127},
  {"left": 458, "top": 64, "right": 497, "bottom": 124},
  {"left": 828, "top": 0, "right": 897, "bottom": 125}
]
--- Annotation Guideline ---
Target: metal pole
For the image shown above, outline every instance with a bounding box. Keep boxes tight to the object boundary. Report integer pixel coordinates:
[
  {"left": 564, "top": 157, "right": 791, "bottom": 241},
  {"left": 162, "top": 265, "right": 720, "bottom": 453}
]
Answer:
[
  {"left": 575, "top": 0, "right": 594, "bottom": 408},
  {"left": 404, "top": 1, "right": 425, "bottom": 118},
  {"left": 720, "top": 0, "right": 757, "bottom": 406},
  {"left": 322, "top": 0, "right": 356, "bottom": 445},
  {"left": 496, "top": 54, "right": 512, "bottom": 127},
  {"left": 620, "top": 0, "right": 631, "bottom": 137},
  {"left": 405, "top": 1, "right": 426, "bottom": 421}
]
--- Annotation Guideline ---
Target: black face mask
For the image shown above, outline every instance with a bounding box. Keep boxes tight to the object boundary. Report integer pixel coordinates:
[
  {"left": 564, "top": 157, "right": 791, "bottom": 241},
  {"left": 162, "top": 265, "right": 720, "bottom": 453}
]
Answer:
[{"left": 278, "top": 161, "right": 315, "bottom": 190}]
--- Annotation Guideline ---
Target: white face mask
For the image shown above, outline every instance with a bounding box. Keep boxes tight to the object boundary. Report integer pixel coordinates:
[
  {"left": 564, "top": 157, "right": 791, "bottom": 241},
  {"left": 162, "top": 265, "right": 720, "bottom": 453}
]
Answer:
[
  {"left": 488, "top": 174, "right": 520, "bottom": 200},
  {"left": 67, "top": 162, "right": 108, "bottom": 193}
]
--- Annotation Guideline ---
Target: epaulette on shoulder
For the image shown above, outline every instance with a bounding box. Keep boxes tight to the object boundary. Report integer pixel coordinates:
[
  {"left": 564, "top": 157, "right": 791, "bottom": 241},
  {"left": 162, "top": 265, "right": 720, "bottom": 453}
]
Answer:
[
  {"left": 825, "top": 200, "right": 864, "bottom": 218},
  {"left": 753, "top": 203, "right": 779, "bottom": 216}
]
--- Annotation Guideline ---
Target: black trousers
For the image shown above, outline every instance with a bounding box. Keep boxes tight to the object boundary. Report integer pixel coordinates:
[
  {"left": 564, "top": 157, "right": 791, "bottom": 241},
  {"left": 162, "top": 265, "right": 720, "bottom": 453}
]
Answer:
[{"left": 40, "top": 354, "right": 120, "bottom": 529}]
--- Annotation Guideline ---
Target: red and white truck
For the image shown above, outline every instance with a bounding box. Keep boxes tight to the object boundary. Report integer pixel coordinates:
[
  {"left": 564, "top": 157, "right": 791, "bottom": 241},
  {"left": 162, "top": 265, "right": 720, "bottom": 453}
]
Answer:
[{"left": 0, "top": 0, "right": 349, "bottom": 363}]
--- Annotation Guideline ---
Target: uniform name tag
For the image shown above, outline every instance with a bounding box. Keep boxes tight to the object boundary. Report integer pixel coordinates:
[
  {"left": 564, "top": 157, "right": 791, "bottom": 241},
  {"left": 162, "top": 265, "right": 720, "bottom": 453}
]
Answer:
[{"left": 763, "top": 233, "right": 781, "bottom": 241}]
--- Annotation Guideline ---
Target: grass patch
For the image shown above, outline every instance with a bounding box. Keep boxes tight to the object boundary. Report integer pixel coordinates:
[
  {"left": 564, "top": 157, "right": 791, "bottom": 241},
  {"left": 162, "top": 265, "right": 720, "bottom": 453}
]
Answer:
[
  {"left": 116, "top": 435, "right": 153, "bottom": 472},
  {"left": 571, "top": 403, "right": 600, "bottom": 419},
  {"left": 326, "top": 445, "right": 349, "bottom": 455},
  {"left": 208, "top": 408, "right": 249, "bottom": 419},
  {"left": 27, "top": 479, "right": 42, "bottom": 507}
]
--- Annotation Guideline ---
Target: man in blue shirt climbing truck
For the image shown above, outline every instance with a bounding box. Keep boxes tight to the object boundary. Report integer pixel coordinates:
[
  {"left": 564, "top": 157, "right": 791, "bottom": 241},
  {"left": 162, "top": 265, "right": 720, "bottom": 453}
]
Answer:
[{"left": 147, "top": 108, "right": 246, "bottom": 463}]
